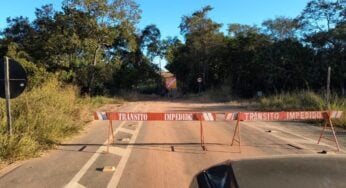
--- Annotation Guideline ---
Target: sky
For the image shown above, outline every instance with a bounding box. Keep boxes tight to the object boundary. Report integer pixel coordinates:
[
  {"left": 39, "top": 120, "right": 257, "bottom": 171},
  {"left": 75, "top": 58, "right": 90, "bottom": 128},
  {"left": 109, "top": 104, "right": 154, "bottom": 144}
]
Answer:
[
  {"left": 0, "top": 0, "right": 310, "bottom": 39},
  {"left": 0, "top": 0, "right": 310, "bottom": 68}
]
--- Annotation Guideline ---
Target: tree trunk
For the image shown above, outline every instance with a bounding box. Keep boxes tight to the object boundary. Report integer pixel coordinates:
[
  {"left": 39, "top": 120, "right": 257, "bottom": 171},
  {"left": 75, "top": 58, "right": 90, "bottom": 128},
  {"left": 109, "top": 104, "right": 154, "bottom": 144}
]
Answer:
[
  {"left": 88, "top": 45, "right": 100, "bottom": 95},
  {"left": 93, "top": 45, "right": 101, "bottom": 66}
]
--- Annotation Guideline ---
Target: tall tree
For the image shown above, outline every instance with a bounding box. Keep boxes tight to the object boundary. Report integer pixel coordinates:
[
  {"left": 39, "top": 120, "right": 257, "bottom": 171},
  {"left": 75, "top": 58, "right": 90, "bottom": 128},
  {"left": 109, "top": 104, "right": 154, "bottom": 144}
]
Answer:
[
  {"left": 299, "top": 0, "right": 344, "bottom": 33},
  {"left": 300, "top": 0, "right": 345, "bottom": 94},
  {"left": 62, "top": 0, "right": 141, "bottom": 66},
  {"left": 262, "top": 16, "right": 300, "bottom": 40},
  {"left": 228, "top": 24, "right": 259, "bottom": 37},
  {"left": 175, "top": 6, "right": 223, "bottom": 90}
]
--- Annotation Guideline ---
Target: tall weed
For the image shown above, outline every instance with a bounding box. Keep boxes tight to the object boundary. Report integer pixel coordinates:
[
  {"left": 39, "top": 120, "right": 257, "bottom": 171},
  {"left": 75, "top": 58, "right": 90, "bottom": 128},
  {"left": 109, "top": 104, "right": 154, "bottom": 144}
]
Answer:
[
  {"left": 0, "top": 78, "right": 82, "bottom": 163},
  {"left": 256, "top": 91, "right": 346, "bottom": 127}
]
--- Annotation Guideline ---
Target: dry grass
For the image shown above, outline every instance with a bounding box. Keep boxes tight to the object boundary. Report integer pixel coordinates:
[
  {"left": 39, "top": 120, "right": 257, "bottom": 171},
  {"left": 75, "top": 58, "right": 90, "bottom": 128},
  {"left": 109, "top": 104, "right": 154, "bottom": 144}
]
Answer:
[
  {"left": 255, "top": 91, "right": 346, "bottom": 127},
  {"left": 0, "top": 78, "right": 124, "bottom": 167}
]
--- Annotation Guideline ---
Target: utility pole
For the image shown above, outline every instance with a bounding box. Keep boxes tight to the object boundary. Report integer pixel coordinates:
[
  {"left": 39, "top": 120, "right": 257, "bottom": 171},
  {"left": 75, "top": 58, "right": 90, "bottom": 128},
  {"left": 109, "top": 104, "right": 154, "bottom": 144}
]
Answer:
[{"left": 159, "top": 58, "right": 162, "bottom": 95}]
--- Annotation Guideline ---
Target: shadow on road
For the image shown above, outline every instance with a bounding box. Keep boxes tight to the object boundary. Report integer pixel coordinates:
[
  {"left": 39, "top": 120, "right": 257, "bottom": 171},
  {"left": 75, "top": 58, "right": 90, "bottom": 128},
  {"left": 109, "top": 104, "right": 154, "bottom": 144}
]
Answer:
[{"left": 57, "top": 142, "right": 317, "bottom": 154}]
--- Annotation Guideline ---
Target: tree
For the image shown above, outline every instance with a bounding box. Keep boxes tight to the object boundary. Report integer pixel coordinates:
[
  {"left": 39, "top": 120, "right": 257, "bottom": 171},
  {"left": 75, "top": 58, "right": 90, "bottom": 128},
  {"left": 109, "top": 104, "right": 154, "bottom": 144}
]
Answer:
[
  {"left": 62, "top": 0, "right": 141, "bottom": 66},
  {"left": 299, "top": 1, "right": 345, "bottom": 94},
  {"left": 255, "top": 39, "right": 315, "bottom": 92},
  {"left": 224, "top": 29, "right": 272, "bottom": 96},
  {"left": 299, "top": 0, "right": 344, "bottom": 33},
  {"left": 2, "top": 16, "right": 35, "bottom": 56},
  {"left": 262, "top": 16, "right": 300, "bottom": 40},
  {"left": 111, "top": 25, "right": 162, "bottom": 91},
  {"left": 139, "top": 24, "right": 162, "bottom": 60},
  {"left": 228, "top": 24, "right": 260, "bottom": 37},
  {"left": 172, "top": 6, "right": 224, "bottom": 91}
]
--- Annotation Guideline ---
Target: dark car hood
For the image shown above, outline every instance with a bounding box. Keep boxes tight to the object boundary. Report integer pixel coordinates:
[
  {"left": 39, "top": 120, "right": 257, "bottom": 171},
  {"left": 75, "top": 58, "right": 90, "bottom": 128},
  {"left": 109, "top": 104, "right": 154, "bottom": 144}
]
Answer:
[{"left": 190, "top": 154, "right": 346, "bottom": 188}]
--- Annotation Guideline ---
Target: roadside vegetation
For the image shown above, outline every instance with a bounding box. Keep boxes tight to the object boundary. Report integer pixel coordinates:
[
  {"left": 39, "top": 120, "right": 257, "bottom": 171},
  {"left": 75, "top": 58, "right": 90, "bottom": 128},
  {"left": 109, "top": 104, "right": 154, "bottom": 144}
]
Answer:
[
  {"left": 0, "top": 0, "right": 345, "bottom": 166},
  {"left": 0, "top": 77, "right": 123, "bottom": 167},
  {"left": 165, "top": 2, "right": 345, "bottom": 97},
  {"left": 255, "top": 91, "right": 346, "bottom": 127}
]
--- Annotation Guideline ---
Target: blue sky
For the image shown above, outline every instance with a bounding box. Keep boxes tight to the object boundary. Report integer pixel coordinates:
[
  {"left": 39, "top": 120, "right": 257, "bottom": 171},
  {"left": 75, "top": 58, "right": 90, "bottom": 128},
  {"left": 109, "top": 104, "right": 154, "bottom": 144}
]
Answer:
[
  {"left": 137, "top": 0, "right": 310, "bottom": 38},
  {"left": 1, "top": 0, "right": 310, "bottom": 39}
]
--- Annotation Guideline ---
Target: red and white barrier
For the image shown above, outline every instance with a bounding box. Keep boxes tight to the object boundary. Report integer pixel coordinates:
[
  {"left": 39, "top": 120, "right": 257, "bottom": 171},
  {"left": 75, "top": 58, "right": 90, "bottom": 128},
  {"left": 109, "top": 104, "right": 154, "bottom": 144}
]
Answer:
[
  {"left": 94, "top": 112, "right": 216, "bottom": 121},
  {"left": 94, "top": 110, "right": 343, "bottom": 152},
  {"left": 225, "top": 111, "right": 343, "bottom": 121}
]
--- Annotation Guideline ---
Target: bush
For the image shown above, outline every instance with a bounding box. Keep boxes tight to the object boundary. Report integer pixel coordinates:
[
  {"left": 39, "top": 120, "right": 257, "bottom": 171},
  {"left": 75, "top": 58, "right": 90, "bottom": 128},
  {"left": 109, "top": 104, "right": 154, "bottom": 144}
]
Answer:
[
  {"left": 0, "top": 78, "right": 82, "bottom": 163},
  {"left": 78, "top": 95, "right": 125, "bottom": 107},
  {"left": 257, "top": 92, "right": 324, "bottom": 111}
]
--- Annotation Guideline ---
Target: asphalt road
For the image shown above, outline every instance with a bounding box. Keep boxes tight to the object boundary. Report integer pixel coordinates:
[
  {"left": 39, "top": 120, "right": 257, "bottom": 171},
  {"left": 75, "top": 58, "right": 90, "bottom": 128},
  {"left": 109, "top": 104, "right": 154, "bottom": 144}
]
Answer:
[{"left": 0, "top": 101, "right": 345, "bottom": 188}]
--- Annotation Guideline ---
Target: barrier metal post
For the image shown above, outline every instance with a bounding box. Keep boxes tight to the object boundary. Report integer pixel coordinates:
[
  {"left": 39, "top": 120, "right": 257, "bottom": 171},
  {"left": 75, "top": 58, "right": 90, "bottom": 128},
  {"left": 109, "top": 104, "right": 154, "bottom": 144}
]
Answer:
[
  {"left": 317, "top": 112, "right": 340, "bottom": 151},
  {"left": 107, "top": 120, "right": 111, "bottom": 152},
  {"left": 231, "top": 113, "right": 241, "bottom": 152},
  {"left": 106, "top": 116, "right": 115, "bottom": 153},
  {"left": 199, "top": 117, "right": 206, "bottom": 151}
]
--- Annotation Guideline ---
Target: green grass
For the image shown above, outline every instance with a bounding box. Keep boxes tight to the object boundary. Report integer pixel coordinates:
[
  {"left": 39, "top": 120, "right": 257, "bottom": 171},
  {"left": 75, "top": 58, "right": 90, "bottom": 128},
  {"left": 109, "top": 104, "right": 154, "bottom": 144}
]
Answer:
[
  {"left": 0, "top": 78, "right": 80, "bottom": 164},
  {"left": 78, "top": 95, "right": 125, "bottom": 108},
  {"left": 255, "top": 91, "right": 346, "bottom": 127},
  {"left": 0, "top": 78, "right": 124, "bottom": 167}
]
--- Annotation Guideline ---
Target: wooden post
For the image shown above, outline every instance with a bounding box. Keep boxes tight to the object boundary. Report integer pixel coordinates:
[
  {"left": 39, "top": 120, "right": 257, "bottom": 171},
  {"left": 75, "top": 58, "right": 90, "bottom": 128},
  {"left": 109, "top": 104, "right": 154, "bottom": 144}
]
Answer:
[{"left": 326, "top": 66, "right": 331, "bottom": 110}]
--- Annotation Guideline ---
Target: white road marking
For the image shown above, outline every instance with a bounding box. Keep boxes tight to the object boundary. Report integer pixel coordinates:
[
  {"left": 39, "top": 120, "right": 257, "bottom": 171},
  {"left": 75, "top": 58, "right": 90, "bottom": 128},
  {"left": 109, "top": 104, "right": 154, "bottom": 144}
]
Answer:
[
  {"left": 108, "top": 146, "right": 126, "bottom": 156},
  {"left": 118, "top": 127, "right": 135, "bottom": 134},
  {"left": 65, "top": 121, "right": 127, "bottom": 188},
  {"left": 107, "top": 120, "right": 144, "bottom": 188},
  {"left": 66, "top": 182, "right": 86, "bottom": 188}
]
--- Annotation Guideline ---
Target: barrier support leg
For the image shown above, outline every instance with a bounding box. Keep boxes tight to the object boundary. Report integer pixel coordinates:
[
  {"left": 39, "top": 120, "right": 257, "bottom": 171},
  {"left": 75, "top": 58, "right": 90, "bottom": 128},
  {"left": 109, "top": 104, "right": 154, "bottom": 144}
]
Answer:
[
  {"left": 110, "top": 120, "right": 115, "bottom": 144},
  {"left": 231, "top": 117, "right": 241, "bottom": 153},
  {"left": 107, "top": 120, "right": 115, "bottom": 153},
  {"left": 317, "top": 114, "right": 340, "bottom": 152},
  {"left": 200, "top": 120, "right": 206, "bottom": 151},
  {"left": 107, "top": 120, "right": 110, "bottom": 153},
  {"left": 317, "top": 120, "right": 328, "bottom": 144}
]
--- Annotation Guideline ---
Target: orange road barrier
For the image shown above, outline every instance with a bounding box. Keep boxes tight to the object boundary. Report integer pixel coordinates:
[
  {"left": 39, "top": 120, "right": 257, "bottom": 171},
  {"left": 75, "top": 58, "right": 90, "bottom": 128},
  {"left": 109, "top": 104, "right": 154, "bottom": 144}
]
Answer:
[
  {"left": 94, "top": 112, "right": 216, "bottom": 121},
  {"left": 95, "top": 111, "right": 343, "bottom": 152},
  {"left": 226, "top": 111, "right": 343, "bottom": 152},
  {"left": 94, "top": 112, "right": 216, "bottom": 151}
]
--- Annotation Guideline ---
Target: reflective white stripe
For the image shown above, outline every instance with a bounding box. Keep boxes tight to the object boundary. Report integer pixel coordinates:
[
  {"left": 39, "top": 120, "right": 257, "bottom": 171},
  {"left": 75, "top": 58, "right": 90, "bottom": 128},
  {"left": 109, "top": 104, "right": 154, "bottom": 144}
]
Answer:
[
  {"left": 202, "top": 113, "right": 210, "bottom": 121},
  {"left": 336, "top": 111, "right": 343, "bottom": 118},
  {"left": 97, "top": 112, "right": 103, "bottom": 120},
  {"left": 226, "top": 113, "right": 237, "bottom": 120},
  {"left": 330, "top": 111, "right": 343, "bottom": 119},
  {"left": 225, "top": 113, "right": 231, "bottom": 120},
  {"left": 207, "top": 112, "right": 214, "bottom": 121}
]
